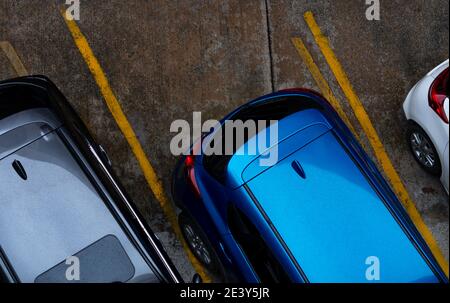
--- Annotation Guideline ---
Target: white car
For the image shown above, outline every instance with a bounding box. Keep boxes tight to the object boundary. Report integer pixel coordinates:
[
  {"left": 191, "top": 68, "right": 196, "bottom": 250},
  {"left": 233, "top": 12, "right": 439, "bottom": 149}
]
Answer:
[{"left": 403, "top": 59, "right": 449, "bottom": 194}]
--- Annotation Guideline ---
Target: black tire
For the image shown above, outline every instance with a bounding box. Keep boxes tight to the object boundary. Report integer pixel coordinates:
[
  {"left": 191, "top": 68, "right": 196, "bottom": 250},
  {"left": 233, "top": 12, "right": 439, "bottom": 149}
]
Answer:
[
  {"left": 178, "top": 212, "right": 222, "bottom": 275},
  {"left": 407, "top": 124, "right": 442, "bottom": 176}
]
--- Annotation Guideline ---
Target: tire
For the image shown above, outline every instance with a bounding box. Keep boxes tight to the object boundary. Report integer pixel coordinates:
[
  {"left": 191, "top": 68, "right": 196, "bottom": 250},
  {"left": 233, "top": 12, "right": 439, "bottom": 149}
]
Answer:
[
  {"left": 407, "top": 124, "right": 442, "bottom": 176},
  {"left": 178, "top": 212, "right": 222, "bottom": 275}
]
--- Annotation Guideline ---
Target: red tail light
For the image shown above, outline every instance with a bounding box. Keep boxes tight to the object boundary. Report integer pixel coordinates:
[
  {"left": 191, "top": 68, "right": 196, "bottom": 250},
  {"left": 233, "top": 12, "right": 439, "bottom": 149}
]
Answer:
[
  {"left": 429, "top": 68, "right": 449, "bottom": 123},
  {"left": 185, "top": 154, "right": 195, "bottom": 169},
  {"left": 185, "top": 155, "right": 201, "bottom": 198}
]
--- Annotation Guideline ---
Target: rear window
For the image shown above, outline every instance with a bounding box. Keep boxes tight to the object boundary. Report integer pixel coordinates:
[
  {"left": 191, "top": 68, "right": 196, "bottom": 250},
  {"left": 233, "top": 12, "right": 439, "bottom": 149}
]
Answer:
[
  {"left": 202, "top": 96, "right": 323, "bottom": 182},
  {"left": 0, "top": 85, "right": 48, "bottom": 120}
]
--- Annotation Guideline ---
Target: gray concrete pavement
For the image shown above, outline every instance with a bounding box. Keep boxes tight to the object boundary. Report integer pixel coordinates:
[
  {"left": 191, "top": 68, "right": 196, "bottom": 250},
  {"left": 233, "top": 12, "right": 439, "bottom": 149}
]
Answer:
[{"left": 1, "top": 0, "right": 448, "bottom": 281}]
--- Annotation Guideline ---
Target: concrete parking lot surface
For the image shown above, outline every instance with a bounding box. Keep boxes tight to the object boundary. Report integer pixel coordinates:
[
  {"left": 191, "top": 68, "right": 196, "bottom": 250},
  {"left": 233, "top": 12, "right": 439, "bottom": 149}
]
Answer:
[{"left": 1, "top": 0, "right": 448, "bottom": 281}]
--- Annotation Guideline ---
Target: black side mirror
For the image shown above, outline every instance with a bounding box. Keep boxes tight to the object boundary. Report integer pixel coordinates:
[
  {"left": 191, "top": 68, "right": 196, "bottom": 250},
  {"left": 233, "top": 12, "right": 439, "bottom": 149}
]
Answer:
[{"left": 192, "top": 274, "right": 203, "bottom": 283}]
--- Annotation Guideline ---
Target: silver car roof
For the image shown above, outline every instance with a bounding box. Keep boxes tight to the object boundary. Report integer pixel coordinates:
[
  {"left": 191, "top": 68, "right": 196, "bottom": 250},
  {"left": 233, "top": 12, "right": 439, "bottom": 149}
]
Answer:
[{"left": 0, "top": 109, "right": 157, "bottom": 282}]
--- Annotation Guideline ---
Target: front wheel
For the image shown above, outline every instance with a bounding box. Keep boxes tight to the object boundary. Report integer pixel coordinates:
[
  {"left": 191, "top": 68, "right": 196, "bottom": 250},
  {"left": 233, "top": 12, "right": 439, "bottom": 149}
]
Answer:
[{"left": 407, "top": 124, "right": 442, "bottom": 176}]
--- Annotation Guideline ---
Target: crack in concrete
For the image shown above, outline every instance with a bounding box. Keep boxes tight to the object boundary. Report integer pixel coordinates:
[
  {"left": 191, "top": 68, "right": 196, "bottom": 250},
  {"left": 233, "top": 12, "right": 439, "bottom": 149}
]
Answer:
[{"left": 264, "top": 0, "right": 275, "bottom": 92}]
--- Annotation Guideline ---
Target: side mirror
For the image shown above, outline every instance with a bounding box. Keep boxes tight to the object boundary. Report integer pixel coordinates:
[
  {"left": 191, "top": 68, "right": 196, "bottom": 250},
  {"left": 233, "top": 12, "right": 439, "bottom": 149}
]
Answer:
[{"left": 192, "top": 274, "right": 203, "bottom": 283}]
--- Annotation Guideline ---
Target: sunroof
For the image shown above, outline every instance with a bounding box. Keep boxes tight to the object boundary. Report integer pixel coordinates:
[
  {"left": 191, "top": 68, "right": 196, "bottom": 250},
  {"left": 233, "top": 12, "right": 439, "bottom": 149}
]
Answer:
[{"left": 35, "top": 235, "right": 135, "bottom": 283}]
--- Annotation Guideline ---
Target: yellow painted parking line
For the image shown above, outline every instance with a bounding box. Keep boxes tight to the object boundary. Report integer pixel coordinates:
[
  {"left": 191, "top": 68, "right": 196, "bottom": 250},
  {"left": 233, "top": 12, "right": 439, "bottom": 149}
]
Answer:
[
  {"left": 0, "top": 41, "right": 28, "bottom": 76},
  {"left": 61, "top": 11, "right": 212, "bottom": 282},
  {"left": 291, "top": 37, "right": 359, "bottom": 139},
  {"left": 303, "top": 10, "right": 449, "bottom": 277}
]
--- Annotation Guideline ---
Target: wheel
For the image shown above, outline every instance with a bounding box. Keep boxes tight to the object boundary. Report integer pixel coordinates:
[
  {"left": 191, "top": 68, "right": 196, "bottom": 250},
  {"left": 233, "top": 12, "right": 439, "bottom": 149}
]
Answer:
[
  {"left": 178, "top": 212, "right": 222, "bottom": 275},
  {"left": 407, "top": 124, "right": 442, "bottom": 176}
]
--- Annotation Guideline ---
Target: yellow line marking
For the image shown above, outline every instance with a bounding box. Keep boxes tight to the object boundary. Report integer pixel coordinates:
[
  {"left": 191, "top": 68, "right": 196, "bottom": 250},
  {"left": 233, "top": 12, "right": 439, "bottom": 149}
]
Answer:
[
  {"left": 61, "top": 11, "right": 212, "bottom": 282},
  {"left": 303, "top": 10, "right": 449, "bottom": 277},
  {"left": 0, "top": 41, "right": 28, "bottom": 76},
  {"left": 291, "top": 37, "right": 359, "bottom": 139}
]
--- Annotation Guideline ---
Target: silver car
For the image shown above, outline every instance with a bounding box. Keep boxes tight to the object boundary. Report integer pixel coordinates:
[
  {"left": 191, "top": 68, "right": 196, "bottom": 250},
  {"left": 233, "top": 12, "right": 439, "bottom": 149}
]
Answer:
[{"left": 0, "top": 76, "right": 183, "bottom": 283}]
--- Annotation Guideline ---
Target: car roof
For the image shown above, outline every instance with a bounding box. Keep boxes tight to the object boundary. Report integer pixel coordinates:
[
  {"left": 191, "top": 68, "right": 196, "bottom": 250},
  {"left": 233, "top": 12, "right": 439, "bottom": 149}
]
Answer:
[
  {"left": 226, "top": 108, "right": 331, "bottom": 188},
  {"left": 0, "top": 110, "right": 158, "bottom": 282},
  {"left": 244, "top": 128, "right": 439, "bottom": 282}
]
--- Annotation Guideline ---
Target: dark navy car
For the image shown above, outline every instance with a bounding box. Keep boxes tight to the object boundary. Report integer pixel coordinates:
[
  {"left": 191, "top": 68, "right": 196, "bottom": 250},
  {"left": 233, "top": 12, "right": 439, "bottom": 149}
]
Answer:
[
  {"left": 0, "top": 76, "right": 183, "bottom": 283},
  {"left": 172, "top": 88, "right": 448, "bottom": 283}
]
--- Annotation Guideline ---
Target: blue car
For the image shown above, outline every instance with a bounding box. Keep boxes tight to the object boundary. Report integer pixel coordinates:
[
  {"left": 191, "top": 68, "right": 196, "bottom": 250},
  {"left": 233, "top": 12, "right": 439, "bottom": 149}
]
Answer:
[{"left": 172, "top": 89, "right": 448, "bottom": 283}]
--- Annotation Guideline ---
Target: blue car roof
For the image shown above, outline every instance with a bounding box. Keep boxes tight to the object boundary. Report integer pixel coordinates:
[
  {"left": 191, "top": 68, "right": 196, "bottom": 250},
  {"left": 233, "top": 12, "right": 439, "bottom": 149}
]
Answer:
[
  {"left": 226, "top": 109, "right": 332, "bottom": 188},
  {"left": 245, "top": 128, "right": 438, "bottom": 282}
]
